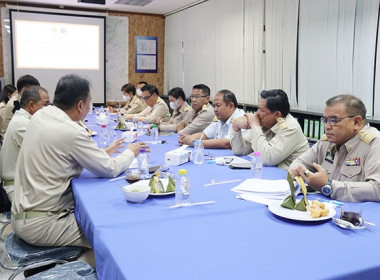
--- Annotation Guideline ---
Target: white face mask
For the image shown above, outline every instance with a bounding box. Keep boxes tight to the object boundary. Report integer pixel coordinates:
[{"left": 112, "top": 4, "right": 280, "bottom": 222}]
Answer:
[
  {"left": 136, "top": 89, "right": 142, "bottom": 96},
  {"left": 169, "top": 100, "right": 179, "bottom": 110},
  {"left": 123, "top": 95, "right": 130, "bottom": 102}
]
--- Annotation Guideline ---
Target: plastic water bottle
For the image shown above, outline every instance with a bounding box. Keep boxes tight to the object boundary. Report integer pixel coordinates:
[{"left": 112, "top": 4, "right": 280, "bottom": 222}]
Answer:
[
  {"left": 193, "top": 140, "right": 204, "bottom": 164},
  {"left": 175, "top": 169, "right": 190, "bottom": 205},
  {"left": 100, "top": 125, "right": 109, "bottom": 148},
  {"left": 137, "top": 118, "right": 144, "bottom": 136},
  {"left": 151, "top": 124, "right": 159, "bottom": 144},
  {"left": 138, "top": 149, "right": 149, "bottom": 180},
  {"left": 251, "top": 151, "right": 263, "bottom": 179}
]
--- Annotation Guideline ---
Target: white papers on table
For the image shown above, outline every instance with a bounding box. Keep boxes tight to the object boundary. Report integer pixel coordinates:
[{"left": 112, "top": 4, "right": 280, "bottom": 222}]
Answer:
[
  {"left": 214, "top": 156, "right": 250, "bottom": 166},
  {"left": 231, "top": 178, "right": 298, "bottom": 206}
]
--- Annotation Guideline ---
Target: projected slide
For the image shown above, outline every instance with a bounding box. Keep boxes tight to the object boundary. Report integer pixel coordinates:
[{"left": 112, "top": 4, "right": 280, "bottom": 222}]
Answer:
[
  {"left": 11, "top": 10, "right": 105, "bottom": 103},
  {"left": 15, "top": 20, "right": 100, "bottom": 70}
]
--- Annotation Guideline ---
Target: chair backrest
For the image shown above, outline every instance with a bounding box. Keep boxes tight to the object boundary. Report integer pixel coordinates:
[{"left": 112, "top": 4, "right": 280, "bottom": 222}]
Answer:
[
  {"left": 5, "top": 233, "right": 83, "bottom": 266},
  {"left": 25, "top": 261, "right": 97, "bottom": 280}
]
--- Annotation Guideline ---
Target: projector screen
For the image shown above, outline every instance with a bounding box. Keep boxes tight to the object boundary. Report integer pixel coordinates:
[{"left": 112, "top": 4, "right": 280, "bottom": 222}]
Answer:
[{"left": 10, "top": 10, "right": 105, "bottom": 104}]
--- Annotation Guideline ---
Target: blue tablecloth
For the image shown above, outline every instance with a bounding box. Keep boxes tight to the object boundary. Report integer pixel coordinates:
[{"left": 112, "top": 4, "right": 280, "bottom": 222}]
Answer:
[{"left": 72, "top": 114, "right": 380, "bottom": 280}]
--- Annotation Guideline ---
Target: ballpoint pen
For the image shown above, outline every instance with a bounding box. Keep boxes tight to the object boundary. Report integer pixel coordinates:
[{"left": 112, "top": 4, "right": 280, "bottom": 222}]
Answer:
[{"left": 316, "top": 198, "right": 344, "bottom": 206}]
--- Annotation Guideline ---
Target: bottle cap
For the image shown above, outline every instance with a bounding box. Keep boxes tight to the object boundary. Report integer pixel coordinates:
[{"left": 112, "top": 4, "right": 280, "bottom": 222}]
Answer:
[
  {"left": 139, "top": 148, "right": 145, "bottom": 153},
  {"left": 138, "top": 118, "right": 143, "bottom": 122},
  {"left": 101, "top": 125, "right": 106, "bottom": 128},
  {"left": 179, "top": 169, "right": 187, "bottom": 175},
  {"left": 253, "top": 151, "right": 261, "bottom": 156},
  {"left": 152, "top": 124, "right": 157, "bottom": 128}
]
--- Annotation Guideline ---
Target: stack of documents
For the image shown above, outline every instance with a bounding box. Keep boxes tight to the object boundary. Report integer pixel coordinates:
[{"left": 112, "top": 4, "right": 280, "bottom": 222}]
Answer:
[{"left": 231, "top": 178, "right": 299, "bottom": 205}]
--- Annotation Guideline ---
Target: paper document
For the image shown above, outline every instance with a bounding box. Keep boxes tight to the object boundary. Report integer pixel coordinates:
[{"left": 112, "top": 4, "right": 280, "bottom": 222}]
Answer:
[
  {"left": 231, "top": 178, "right": 290, "bottom": 194},
  {"left": 215, "top": 156, "right": 250, "bottom": 166},
  {"left": 231, "top": 178, "right": 300, "bottom": 205}
]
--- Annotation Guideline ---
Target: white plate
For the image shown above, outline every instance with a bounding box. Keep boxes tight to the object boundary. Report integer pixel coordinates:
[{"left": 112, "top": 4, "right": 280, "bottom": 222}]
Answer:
[
  {"left": 268, "top": 200, "right": 336, "bottom": 222},
  {"left": 130, "top": 179, "right": 175, "bottom": 196}
]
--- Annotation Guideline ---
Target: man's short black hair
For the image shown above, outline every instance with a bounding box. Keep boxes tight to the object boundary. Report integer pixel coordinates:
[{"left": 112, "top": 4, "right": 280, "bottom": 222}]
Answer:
[
  {"left": 260, "top": 89, "right": 290, "bottom": 117},
  {"left": 16, "top": 75, "right": 40, "bottom": 93},
  {"left": 326, "top": 94, "right": 367, "bottom": 120},
  {"left": 168, "top": 87, "right": 186, "bottom": 101},
  {"left": 141, "top": 85, "right": 159, "bottom": 95},
  {"left": 138, "top": 81, "right": 148, "bottom": 86},
  {"left": 53, "top": 74, "right": 90, "bottom": 111},
  {"left": 121, "top": 83, "right": 136, "bottom": 95},
  {"left": 193, "top": 84, "right": 210, "bottom": 97},
  {"left": 217, "top": 89, "right": 238, "bottom": 108}
]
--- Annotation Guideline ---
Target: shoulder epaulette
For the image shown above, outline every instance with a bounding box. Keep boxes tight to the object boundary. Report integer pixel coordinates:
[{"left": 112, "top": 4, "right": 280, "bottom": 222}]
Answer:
[
  {"left": 201, "top": 104, "right": 208, "bottom": 111},
  {"left": 358, "top": 130, "right": 376, "bottom": 144},
  {"left": 276, "top": 117, "right": 288, "bottom": 129},
  {"left": 213, "top": 116, "right": 218, "bottom": 122},
  {"left": 321, "top": 134, "right": 328, "bottom": 141},
  {"left": 184, "top": 106, "right": 190, "bottom": 112}
]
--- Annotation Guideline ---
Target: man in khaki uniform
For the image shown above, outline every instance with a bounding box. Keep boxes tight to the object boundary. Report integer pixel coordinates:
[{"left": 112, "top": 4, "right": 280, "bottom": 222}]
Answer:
[
  {"left": 156, "top": 87, "right": 193, "bottom": 132},
  {"left": 125, "top": 85, "right": 170, "bottom": 124},
  {"left": 108, "top": 83, "right": 146, "bottom": 115},
  {"left": 290, "top": 94, "right": 380, "bottom": 202},
  {"left": 180, "top": 90, "right": 245, "bottom": 149},
  {"left": 1, "top": 75, "right": 40, "bottom": 137},
  {"left": 0, "top": 86, "right": 50, "bottom": 201},
  {"left": 178, "top": 84, "right": 215, "bottom": 135},
  {"left": 231, "top": 89, "right": 309, "bottom": 170},
  {"left": 12, "top": 74, "right": 148, "bottom": 248}
]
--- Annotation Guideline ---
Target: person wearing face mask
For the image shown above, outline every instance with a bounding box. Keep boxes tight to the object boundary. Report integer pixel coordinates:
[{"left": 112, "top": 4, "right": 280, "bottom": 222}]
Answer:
[
  {"left": 136, "top": 81, "right": 148, "bottom": 97},
  {"left": 151, "top": 87, "right": 193, "bottom": 133},
  {"left": 108, "top": 83, "right": 146, "bottom": 115}
]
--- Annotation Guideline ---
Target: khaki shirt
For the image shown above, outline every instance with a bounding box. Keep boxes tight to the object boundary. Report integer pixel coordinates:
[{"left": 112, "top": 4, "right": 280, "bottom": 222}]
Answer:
[
  {"left": 160, "top": 102, "right": 193, "bottom": 132},
  {"left": 289, "top": 125, "right": 380, "bottom": 202},
  {"left": 0, "top": 108, "right": 31, "bottom": 182},
  {"left": 178, "top": 103, "right": 215, "bottom": 135},
  {"left": 129, "top": 97, "right": 170, "bottom": 124},
  {"left": 231, "top": 114, "right": 309, "bottom": 170},
  {"left": 0, "top": 101, "right": 6, "bottom": 133},
  {"left": 1, "top": 93, "right": 21, "bottom": 137},
  {"left": 120, "top": 95, "right": 146, "bottom": 115},
  {"left": 12, "top": 105, "right": 135, "bottom": 213}
]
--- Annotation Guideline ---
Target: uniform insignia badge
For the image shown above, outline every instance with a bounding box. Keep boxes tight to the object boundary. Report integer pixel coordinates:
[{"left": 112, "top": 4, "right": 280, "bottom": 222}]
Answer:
[
  {"left": 346, "top": 157, "right": 360, "bottom": 166},
  {"left": 324, "top": 146, "right": 336, "bottom": 164}
]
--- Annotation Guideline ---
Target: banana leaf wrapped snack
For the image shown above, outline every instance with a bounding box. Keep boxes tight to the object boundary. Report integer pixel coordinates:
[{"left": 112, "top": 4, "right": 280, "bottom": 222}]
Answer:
[
  {"left": 115, "top": 113, "right": 128, "bottom": 130},
  {"left": 149, "top": 172, "right": 176, "bottom": 194},
  {"left": 281, "top": 173, "right": 309, "bottom": 211}
]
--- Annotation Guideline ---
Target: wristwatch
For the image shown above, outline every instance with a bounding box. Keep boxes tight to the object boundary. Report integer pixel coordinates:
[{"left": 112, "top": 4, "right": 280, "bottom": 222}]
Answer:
[{"left": 321, "top": 180, "right": 333, "bottom": 197}]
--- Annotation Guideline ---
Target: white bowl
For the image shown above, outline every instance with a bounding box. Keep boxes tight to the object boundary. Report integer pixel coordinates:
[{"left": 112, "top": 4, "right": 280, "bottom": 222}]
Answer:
[{"left": 122, "top": 183, "right": 150, "bottom": 203}]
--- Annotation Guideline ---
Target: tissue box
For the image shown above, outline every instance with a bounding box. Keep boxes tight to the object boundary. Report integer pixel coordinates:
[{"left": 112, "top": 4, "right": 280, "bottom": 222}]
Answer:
[
  {"left": 122, "top": 131, "right": 137, "bottom": 142},
  {"left": 165, "top": 148, "right": 192, "bottom": 166}
]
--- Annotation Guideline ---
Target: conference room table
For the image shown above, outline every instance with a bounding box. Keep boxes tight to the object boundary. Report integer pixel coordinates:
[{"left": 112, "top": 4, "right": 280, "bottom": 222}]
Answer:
[{"left": 72, "top": 113, "right": 380, "bottom": 280}]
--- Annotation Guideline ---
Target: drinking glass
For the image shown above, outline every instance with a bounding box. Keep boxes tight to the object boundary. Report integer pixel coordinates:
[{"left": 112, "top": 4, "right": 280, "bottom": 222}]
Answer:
[
  {"left": 340, "top": 205, "right": 362, "bottom": 226},
  {"left": 125, "top": 169, "right": 140, "bottom": 184}
]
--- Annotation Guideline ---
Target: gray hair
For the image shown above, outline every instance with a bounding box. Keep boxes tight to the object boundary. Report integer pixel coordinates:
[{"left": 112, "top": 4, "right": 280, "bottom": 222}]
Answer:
[{"left": 20, "top": 86, "right": 47, "bottom": 109}]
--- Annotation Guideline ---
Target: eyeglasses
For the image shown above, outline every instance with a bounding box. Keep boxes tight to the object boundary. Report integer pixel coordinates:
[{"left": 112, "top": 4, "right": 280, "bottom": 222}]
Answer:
[
  {"left": 141, "top": 94, "right": 153, "bottom": 101},
  {"left": 321, "top": 115, "right": 355, "bottom": 126},
  {"left": 190, "top": 95, "right": 207, "bottom": 100}
]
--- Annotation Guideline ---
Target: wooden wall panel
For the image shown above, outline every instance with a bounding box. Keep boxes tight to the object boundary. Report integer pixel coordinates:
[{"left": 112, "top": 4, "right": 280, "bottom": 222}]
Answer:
[{"left": 109, "top": 12, "right": 165, "bottom": 95}]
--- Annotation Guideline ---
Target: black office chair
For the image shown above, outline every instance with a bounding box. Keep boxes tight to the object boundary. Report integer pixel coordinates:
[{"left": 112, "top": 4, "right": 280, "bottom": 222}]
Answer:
[
  {"left": 25, "top": 260, "right": 97, "bottom": 279},
  {"left": 0, "top": 232, "right": 84, "bottom": 280}
]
